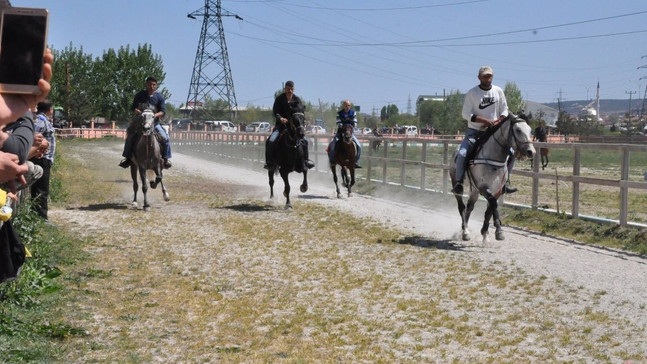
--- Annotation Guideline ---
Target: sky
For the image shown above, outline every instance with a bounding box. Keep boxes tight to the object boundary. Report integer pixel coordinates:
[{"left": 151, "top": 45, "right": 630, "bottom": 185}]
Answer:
[{"left": 14, "top": 0, "right": 647, "bottom": 114}]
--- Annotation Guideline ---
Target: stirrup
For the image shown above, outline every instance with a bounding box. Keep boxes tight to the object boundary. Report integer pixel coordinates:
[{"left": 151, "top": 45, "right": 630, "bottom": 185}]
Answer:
[
  {"left": 163, "top": 159, "right": 172, "bottom": 169},
  {"left": 306, "top": 160, "right": 315, "bottom": 169}
]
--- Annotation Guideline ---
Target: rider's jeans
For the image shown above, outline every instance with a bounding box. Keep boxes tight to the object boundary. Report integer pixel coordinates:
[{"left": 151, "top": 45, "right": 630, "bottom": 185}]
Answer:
[
  {"left": 455, "top": 128, "right": 480, "bottom": 183},
  {"left": 154, "top": 123, "right": 171, "bottom": 159}
]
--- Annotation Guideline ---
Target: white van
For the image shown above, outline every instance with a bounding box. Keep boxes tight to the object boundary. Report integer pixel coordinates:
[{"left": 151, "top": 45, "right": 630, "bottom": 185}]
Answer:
[
  {"left": 402, "top": 125, "right": 418, "bottom": 135},
  {"left": 207, "top": 120, "right": 237, "bottom": 132}
]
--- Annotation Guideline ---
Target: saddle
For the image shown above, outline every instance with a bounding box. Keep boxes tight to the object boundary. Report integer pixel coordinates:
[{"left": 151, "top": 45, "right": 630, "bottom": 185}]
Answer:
[{"left": 466, "top": 122, "right": 505, "bottom": 165}]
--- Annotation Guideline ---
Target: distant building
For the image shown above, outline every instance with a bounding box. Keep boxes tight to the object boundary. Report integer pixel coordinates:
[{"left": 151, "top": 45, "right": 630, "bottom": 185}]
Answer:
[{"left": 523, "top": 101, "right": 559, "bottom": 127}]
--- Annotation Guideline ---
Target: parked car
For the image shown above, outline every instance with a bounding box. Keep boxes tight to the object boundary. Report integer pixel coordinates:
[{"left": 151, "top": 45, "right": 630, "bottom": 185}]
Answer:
[
  {"left": 309, "top": 125, "right": 326, "bottom": 134},
  {"left": 173, "top": 118, "right": 192, "bottom": 130},
  {"left": 360, "top": 127, "right": 372, "bottom": 135},
  {"left": 207, "top": 120, "right": 237, "bottom": 132},
  {"left": 402, "top": 125, "right": 418, "bottom": 135},
  {"left": 246, "top": 121, "right": 271, "bottom": 132}
]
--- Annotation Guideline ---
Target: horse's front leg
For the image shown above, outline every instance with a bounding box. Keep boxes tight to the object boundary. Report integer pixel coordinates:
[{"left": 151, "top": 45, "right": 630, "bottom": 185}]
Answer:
[
  {"left": 347, "top": 167, "right": 355, "bottom": 197},
  {"left": 492, "top": 202, "right": 504, "bottom": 241},
  {"left": 331, "top": 164, "right": 341, "bottom": 198},
  {"left": 155, "top": 169, "right": 170, "bottom": 202},
  {"left": 139, "top": 165, "right": 150, "bottom": 211},
  {"left": 462, "top": 192, "right": 480, "bottom": 241},
  {"left": 130, "top": 165, "right": 139, "bottom": 208},
  {"left": 280, "top": 169, "right": 291, "bottom": 209},
  {"left": 268, "top": 169, "right": 275, "bottom": 199},
  {"left": 300, "top": 169, "right": 308, "bottom": 193},
  {"left": 341, "top": 166, "right": 348, "bottom": 188}
]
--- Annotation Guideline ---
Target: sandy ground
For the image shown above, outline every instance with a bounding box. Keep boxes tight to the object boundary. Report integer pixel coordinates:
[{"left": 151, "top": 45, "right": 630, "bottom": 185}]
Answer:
[{"left": 171, "top": 151, "right": 647, "bottom": 329}]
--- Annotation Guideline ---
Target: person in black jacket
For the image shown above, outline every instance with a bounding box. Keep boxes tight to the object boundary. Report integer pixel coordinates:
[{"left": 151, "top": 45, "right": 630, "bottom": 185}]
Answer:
[{"left": 263, "top": 81, "right": 314, "bottom": 171}]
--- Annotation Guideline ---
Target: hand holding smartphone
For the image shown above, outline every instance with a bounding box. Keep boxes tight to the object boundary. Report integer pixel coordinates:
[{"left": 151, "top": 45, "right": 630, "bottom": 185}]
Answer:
[{"left": 0, "top": 7, "right": 48, "bottom": 94}]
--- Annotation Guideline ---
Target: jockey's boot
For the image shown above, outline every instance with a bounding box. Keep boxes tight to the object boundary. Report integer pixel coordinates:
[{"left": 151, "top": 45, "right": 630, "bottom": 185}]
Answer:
[
  {"left": 355, "top": 163, "right": 362, "bottom": 169},
  {"left": 119, "top": 158, "right": 131, "bottom": 168},
  {"left": 264, "top": 140, "right": 276, "bottom": 169},
  {"left": 163, "top": 158, "right": 172, "bottom": 169},
  {"left": 503, "top": 181, "right": 517, "bottom": 194},
  {"left": 451, "top": 182, "right": 463, "bottom": 195},
  {"left": 301, "top": 139, "right": 315, "bottom": 170}
]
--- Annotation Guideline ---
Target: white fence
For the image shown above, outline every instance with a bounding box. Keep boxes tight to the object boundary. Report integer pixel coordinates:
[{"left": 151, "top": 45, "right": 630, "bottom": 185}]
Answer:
[{"left": 166, "top": 130, "right": 647, "bottom": 228}]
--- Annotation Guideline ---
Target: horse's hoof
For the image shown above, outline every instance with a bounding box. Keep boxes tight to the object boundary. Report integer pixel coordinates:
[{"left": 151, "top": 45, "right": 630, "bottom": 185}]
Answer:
[
  {"left": 284, "top": 204, "right": 292, "bottom": 210},
  {"left": 163, "top": 193, "right": 170, "bottom": 202},
  {"left": 495, "top": 231, "right": 505, "bottom": 241},
  {"left": 131, "top": 202, "right": 138, "bottom": 209},
  {"left": 143, "top": 205, "right": 151, "bottom": 211},
  {"left": 150, "top": 182, "right": 157, "bottom": 189},
  {"left": 462, "top": 231, "right": 471, "bottom": 241},
  {"left": 336, "top": 193, "right": 342, "bottom": 199},
  {"left": 300, "top": 184, "right": 308, "bottom": 193}
]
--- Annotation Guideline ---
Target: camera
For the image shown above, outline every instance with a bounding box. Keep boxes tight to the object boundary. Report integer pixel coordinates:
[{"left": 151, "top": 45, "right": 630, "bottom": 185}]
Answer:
[{"left": 0, "top": 6, "right": 49, "bottom": 94}]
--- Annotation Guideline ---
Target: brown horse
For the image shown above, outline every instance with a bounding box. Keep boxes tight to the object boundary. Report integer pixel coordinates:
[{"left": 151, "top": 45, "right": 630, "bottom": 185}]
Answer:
[{"left": 330, "top": 124, "right": 357, "bottom": 198}]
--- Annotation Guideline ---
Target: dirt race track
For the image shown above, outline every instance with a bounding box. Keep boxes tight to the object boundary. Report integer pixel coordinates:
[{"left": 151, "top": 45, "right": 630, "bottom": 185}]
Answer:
[{"left": 51, "top": 143, "right": 647, "bottom": 362}]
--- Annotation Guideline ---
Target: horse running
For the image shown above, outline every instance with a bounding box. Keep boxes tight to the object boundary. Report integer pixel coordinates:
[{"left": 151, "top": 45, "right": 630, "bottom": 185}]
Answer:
[
  {"left": 267, "top": 112, "right": 309, "bottom": 209},
  {"left": 330, "top": 123, "right": 357, "bottom": 198},
  {"left": 450, "top": 113, "right": 535, "bottom": 242},
  {"left": 130, "top": 105, "right": 170, "bottom": 211}
]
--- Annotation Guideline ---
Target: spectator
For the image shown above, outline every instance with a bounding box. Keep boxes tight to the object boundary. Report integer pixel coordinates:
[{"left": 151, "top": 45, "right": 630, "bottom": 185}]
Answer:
[{"left": 29, "top": 100, "right": 55, "bottom": 219}]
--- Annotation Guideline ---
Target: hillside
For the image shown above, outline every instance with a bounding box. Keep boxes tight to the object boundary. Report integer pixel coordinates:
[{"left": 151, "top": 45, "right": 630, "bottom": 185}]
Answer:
[{"left": 544, "top": 99, "right": 645, "bottom": 116}]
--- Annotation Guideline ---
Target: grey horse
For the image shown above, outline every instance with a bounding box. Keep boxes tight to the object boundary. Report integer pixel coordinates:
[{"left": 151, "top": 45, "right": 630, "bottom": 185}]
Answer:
[
  {"left": 130, "top": 105, "right": 170, "bottom": 211},
  {"left": 450, "top": 113, "right": 535, "bottom": 243}
]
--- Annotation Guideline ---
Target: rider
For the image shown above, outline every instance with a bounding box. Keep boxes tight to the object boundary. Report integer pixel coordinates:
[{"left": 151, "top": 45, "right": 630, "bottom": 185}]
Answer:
[
  {"left": 119, "top": 76, "right": 172, "bottom": 169},
  {"left": 263, "top": 80, "right": 315, "bottom": 171},
  {"left": 327, "top": 100, "right": 362, "bottom": 168},
  {"left": 453, "top": 65, "right": 516, "bottom": 196}
]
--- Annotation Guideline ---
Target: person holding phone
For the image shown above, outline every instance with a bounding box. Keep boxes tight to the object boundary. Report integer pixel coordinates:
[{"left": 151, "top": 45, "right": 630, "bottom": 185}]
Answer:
[{"left": 119, "top": 76, "right": 172, "bottom": 169}]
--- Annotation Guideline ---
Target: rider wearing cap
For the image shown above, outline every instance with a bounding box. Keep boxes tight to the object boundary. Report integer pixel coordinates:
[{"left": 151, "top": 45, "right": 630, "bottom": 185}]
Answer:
[{"left": 453, "top": 66, "right": 516, "bottom": 195}]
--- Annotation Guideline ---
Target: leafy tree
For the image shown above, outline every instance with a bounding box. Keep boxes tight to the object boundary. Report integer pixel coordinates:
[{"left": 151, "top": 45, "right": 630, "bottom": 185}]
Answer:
[
  {"left": 504, "top": 82, "right": 525, "bottom": 114},
  {"left": 94, "top": 44, "right": 166, "bottom": 125},
  {"left": 438, "top": 90, "right": 464, "bottom": 134},
  {"left": 380, "top": 104, "right": 399, "bottom": 125},
  {"left": 50, "top": 43, "right": 95, "bottom": 125}
]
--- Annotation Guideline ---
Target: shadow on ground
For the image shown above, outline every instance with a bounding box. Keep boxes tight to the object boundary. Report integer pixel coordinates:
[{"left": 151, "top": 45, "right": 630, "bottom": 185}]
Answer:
[
  {"left": 397, "top": 235, "right": 465, "bottom": 251},
  {"left": 221, "top": 203, "right": 275, "bottom": 212},
  {"left": 71, "top": 203, "right": 129, "bottom": 211}
]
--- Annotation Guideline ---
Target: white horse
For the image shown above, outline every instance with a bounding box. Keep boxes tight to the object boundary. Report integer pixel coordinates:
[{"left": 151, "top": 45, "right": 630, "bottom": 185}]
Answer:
[{"left": 450, "top": 113, "right": 535, "bottom": 243}]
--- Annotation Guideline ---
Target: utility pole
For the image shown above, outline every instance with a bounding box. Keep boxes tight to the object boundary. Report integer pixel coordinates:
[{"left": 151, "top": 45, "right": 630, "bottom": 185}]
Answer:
[
  {"left": 186, "top": 0, "right": 242, "bottom": 121},
  {"left": 626, "top": 90, "right": 637, "bottom": 117}
]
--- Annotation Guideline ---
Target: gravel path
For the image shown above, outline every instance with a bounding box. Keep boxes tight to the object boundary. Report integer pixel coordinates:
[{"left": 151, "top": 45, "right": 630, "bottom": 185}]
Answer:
[{"left": 173, "top": 152, "right": 647, "bottom": 329}]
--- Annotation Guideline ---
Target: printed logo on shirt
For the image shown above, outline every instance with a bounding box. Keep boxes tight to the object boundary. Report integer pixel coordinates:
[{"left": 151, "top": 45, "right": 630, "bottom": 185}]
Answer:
[{"left": 478, "top": 97, "right": 497, "bottom": 110}]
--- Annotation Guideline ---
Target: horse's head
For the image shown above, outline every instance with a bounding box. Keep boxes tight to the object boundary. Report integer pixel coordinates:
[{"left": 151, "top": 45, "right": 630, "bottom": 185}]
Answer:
[
  {"left": 340, "top": 124, "right": 353, "bottom": 143},
  {"left": 508, "top": 113, "right": 536, "bottom": 160},
  {"left": 138, "top": 103, "right": 157, "bottom": 135}
]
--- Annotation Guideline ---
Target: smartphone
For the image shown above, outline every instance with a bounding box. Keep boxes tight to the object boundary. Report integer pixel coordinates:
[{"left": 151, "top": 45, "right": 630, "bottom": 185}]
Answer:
[{"left": 0, "top": 7, "right": 48, "bottom": 94}]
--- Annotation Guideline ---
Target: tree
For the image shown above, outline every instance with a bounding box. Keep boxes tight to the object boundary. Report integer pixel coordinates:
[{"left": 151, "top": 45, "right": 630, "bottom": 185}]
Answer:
[
  {"left": 50, "top": 43, "right": 95, "bottom": 125},
  {"left": 438, "top": 91, "right": 464, "bottom": 134},
  {"left": 94, "top": 44, "right": 166, "bottom": 124},
  {"left": 380, "top": 104, "right": 399, "bottom": 125},
  {"left": 504, "top": 82, "right": 525, "bottom": 114},
  {"left": 50, "top": 43, "right": 167, "bottom": 126}
]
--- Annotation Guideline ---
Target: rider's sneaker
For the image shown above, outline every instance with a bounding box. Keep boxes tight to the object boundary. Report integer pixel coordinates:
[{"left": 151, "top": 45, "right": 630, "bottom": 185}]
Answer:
[
  {"left": 163, "top": 159, "right": 172, "bottom": 169},
  {"left": 306, "top": 160, "right": 315, "bottom": 169},
  {"left": 503, "top": 185, "right": 518, "bottom": 194},
  {"left": 119, "top": 158, "right": 131, "bottom": 168},
  {"left": 451, "top": 182, "right": 463, "bottom": 195},
  {"left": 355, "top": 164, "right": 362, "bottom": 169}
]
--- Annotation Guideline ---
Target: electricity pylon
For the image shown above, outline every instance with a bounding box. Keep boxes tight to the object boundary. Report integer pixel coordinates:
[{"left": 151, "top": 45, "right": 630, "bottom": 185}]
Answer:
[{"left": 186, "top": 0, "right": 241, "bottom": 121}]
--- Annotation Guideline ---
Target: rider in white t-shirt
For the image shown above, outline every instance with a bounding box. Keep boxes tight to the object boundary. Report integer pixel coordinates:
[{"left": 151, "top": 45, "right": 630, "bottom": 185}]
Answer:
[{"left": 453, "top": 66, "right": 516, "bottom": 195}]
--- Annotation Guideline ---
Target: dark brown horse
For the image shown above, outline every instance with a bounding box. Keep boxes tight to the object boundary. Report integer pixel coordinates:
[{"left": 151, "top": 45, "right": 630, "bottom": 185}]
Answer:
[
  {"left": 331, "top": 124, "right": 357, "bottom": 198},
  {"left": 267, "top": 112, "right": 308, "bottom": 209}
]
